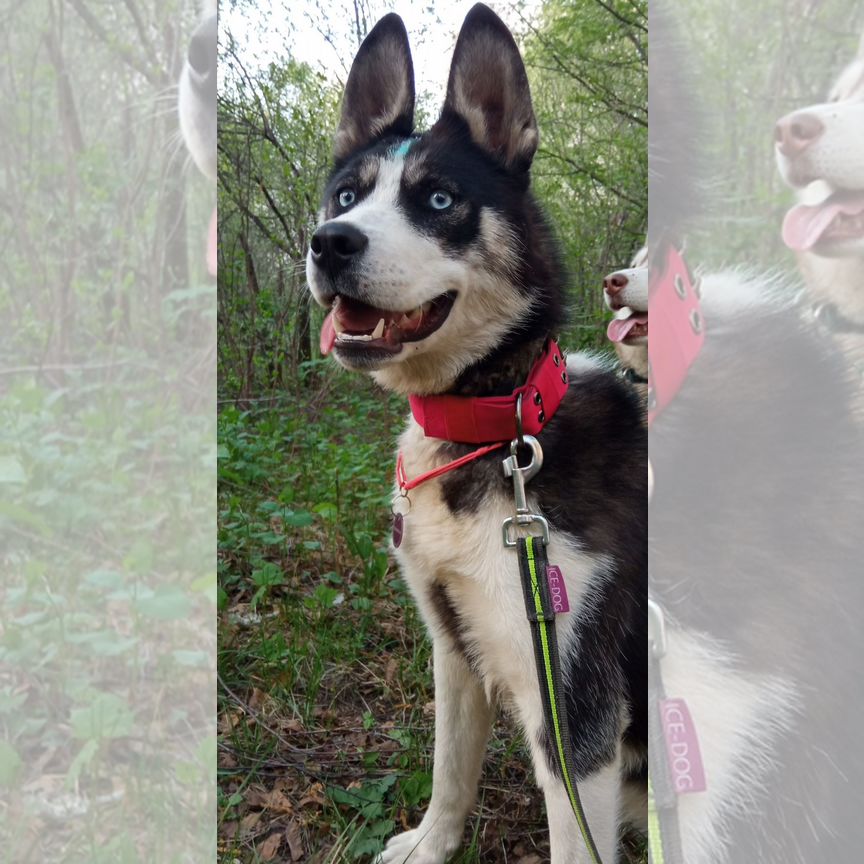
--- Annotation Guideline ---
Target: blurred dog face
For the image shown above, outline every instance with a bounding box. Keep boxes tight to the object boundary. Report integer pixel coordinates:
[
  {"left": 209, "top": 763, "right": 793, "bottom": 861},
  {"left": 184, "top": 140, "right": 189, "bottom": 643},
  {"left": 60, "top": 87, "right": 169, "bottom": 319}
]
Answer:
[
  {"left": 178, "top": 1, "right": 216, "bottom": 276},
  {"left": 604, "top": 246, "right": 648, "bottom": 348},
  {"left": 179, "top": 1, "right": 217, "bottom": 182},
  {"left": 775, "top": 32, "right": 864, "bottom": 261}
]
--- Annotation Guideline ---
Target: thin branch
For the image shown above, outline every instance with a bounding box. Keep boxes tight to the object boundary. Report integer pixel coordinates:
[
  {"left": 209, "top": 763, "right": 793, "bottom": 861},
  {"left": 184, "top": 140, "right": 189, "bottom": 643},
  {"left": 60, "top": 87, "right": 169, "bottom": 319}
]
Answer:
[{"left": 65, "top": 0, "right": 160, "bottom": 86}]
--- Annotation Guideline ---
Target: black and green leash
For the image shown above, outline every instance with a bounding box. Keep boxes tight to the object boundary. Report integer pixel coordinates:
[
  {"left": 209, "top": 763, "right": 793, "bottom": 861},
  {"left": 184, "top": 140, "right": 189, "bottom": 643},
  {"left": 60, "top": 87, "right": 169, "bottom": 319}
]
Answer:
[
  {"left": 647, "top": 597, "right": 684, "bottom": 864},
  {"left": 516, "top": 534, "right": 604, "bottom": 864}
]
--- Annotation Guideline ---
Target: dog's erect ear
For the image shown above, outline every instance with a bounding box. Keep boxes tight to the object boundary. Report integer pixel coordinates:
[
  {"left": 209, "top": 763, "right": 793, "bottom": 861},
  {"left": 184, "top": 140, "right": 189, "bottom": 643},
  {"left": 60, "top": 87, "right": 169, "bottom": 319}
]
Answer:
[
  {"left": 333, "top": 14, "right": 415, "bottom": 161},
  {"left": 442, "top": 4, "right": 537, "bottom": 171}
]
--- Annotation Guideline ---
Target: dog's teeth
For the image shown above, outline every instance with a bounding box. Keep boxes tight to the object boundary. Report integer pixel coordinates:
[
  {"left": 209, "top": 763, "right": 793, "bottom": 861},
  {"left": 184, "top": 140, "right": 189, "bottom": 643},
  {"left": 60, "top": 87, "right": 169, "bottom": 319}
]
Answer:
[
  {"left": 406, "top": 307, "right": 422, "bottom": 321},
  {"left": 420, "top": 301, "right": 432, "bottom": 315},
  {"left": 614, "top": 306, "right": 634, "bottom": 320},
  {"left": 333, "top": 316, "right": 344, "bottom": 334},
  {"left": 371, "top": 318, "right": 385, "bottom": 339}
]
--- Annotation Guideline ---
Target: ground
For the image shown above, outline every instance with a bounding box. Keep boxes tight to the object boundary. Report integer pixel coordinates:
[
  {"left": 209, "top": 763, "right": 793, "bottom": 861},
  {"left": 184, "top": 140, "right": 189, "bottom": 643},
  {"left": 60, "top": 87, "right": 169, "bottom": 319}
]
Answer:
[{"left": 216, "top": 366, "right": 646, "bottom": 863}]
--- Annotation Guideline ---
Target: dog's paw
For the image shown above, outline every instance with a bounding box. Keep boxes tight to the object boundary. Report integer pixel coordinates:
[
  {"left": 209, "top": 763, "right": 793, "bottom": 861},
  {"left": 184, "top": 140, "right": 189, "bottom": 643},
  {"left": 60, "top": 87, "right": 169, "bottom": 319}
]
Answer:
[{"left": 375, "top": 821, "right": 461, "bottom": 864}]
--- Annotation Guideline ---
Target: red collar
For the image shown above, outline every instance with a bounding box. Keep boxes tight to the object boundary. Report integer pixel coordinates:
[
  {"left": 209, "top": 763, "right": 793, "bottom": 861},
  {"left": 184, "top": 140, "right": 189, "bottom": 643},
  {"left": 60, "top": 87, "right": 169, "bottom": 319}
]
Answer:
[
  {"left": 647, "top": 246, "right": 704, "bottom": 425},
  {"left": 408, "top": 339, "right": 569, "bottom": 443}
]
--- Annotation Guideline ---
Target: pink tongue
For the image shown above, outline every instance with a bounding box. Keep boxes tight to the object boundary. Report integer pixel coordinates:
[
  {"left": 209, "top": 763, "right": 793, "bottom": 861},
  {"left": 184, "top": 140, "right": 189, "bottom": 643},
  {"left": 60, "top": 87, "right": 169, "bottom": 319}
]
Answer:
[
  {"left": 782, "top": 195, "right": 864, "bottom": 251},
  {"left": 207, "top": 207, "right": 217, "bottom": 276},
  {"left": 320, "top": 311, "right": 336, "bottom": 356},
  {"left": 607, "top": 314, "right": 647, "bottom": 343},
  {"left": 336, "top": 298, "right": 385, "bottom": 332}
]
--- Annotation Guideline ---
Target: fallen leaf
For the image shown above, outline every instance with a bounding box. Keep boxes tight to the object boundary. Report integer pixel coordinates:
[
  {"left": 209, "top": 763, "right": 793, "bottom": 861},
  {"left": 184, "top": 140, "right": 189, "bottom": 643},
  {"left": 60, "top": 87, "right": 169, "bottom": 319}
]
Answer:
[
  {"left": 241, "top": 811, "right": 262, "bottom": 833},
  {"left": 264, "top": 788, "right": 294, "bottom": 814},
  {"left": 218, "top": 750, "right": 238, "bottom": 770},
  {"left": 258, "top": 831, "right": 282, "bottom": 861},
  {"left": 244, "top": 787, "right": 268, "bottom": 808},
  {"left": 286, "top": 820, "right": 304, "bottom": 861},
  {"left": 299, "top": 781, "right": 325, "bottom": 808}
]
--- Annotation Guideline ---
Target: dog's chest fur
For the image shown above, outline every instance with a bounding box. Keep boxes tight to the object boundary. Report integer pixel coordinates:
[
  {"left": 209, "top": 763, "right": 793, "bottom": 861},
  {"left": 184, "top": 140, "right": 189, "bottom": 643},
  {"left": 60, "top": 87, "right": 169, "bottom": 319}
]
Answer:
[{"left": 391, "top": 354, "right": 635, "bottom": 713}]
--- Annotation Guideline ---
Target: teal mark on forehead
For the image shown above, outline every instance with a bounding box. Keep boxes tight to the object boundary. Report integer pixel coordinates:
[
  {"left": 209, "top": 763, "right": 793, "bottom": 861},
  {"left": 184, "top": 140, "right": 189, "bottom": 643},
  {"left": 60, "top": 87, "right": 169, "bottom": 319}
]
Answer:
[{"left": 392, "top": 138, "right": 415, "bottom": 158}]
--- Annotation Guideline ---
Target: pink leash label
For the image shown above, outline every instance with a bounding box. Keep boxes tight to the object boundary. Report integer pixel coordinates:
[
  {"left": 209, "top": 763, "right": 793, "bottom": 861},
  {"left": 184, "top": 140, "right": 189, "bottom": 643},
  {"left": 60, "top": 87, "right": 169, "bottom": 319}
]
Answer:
[
  {"left": 545, "top": 565, "right": 570, "bottom": 613},
  {"left": 659, "top": 698, "right": 706, "bottom": 793}
]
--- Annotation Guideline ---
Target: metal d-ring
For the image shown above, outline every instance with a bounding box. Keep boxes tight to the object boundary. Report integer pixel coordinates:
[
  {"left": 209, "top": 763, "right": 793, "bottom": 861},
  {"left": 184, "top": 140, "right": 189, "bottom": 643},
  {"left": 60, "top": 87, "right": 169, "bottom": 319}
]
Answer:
[{"left": 515, "top": 393, "right": 525, "bottom": 449}]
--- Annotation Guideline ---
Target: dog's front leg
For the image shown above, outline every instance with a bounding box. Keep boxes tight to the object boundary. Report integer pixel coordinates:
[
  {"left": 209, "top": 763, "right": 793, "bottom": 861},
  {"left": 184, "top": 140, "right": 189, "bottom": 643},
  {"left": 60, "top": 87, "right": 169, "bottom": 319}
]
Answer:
[
  {"left": 532, "top": 746, "right": 622, "bottom": 864},
  {"left": 378, "top": 637, "right": 493, "bottom": 864}
]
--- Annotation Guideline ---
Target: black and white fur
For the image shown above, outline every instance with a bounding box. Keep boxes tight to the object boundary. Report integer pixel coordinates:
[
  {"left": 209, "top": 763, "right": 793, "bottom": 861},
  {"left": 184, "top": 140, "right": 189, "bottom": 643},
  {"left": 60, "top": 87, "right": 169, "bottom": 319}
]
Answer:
[
  {"left": 650, "top": 5, "right": 864, "bottom": 860},
  {"left": 306, "top": 7, "right": 647, "bottom": 862}
]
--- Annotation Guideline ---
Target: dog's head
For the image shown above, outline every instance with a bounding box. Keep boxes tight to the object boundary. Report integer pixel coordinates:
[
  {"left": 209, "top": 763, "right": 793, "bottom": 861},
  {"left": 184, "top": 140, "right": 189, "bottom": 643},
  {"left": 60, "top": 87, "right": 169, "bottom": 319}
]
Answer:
[
  {"left": 306, "top": 4, "right": 563, "bottom": 395},
  {"left": 179, "top": 0, "right": 216, "bottom": 275},
  {"left": 604, "top": 246, "right": 648, "bottom": 347},
  {"left": 775, "top": 31, "right": 864, "bottom": 264},
  {"left": 603, "top": 246, "right": 648, "bottom": 380}
]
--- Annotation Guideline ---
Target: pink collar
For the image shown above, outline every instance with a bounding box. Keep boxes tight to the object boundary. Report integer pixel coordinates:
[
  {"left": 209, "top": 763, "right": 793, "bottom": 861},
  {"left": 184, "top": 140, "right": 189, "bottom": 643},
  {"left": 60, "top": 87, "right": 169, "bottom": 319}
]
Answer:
[
  {"left": 647, "top": 246, "right": 705, "bottom": 425},
  {"left": 408, "top": 339, "right": 569, "bottom": 443}
]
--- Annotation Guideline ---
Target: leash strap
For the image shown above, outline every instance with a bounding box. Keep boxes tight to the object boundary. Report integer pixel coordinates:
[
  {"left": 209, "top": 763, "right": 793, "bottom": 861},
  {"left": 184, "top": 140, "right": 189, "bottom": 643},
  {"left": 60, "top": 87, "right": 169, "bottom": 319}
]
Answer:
[
  {"left": 395, "top": 443, "right": 505, "bottom": 493},
  {"left": 648, "top": 617, "right": 684, "bottom": 863},
  {"left": 517, "top": 535, "right": 604, "bottom": 864}
]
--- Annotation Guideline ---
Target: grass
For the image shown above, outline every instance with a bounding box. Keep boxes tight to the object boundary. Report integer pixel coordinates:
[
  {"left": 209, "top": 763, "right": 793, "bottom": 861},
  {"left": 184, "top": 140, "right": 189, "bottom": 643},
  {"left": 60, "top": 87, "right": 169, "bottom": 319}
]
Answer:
[
  {"left": 217, "top": 362, "right": 646, "bottom": 863},
  {"left": 0, "top": 329, "right": 215, "bottom": 862}
]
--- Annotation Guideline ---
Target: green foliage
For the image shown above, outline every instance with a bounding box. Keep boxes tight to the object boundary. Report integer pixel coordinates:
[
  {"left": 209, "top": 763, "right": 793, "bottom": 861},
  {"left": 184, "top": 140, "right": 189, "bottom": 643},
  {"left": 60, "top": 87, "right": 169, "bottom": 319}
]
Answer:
[
  {"left": 674, "top": 0, "right": 864, "bottom": 267},
  {"left": 1, "top": 352, "right": 215, "bottom": 859},
  {"left": 217, "top": 2, "right": 647, "bottom": 399},
  {"left": 524, "top": 0, "right": 648, "bottom": 338},
  {"left": 328, "top": 775, "right": 397, "bottom": 859},
  {"left": 0, "top": 3, "right": 215, "bottom": 857},
  {"left": 218, "top": 376, "right": 440, "bottom": 859},
  {"left": 218, "top": 49, "right": 342, "bottom": 396}
]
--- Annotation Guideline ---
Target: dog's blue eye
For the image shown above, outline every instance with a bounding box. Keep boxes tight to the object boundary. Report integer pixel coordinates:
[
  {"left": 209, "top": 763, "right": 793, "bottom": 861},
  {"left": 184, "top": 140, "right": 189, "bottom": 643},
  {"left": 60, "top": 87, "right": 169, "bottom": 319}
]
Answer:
[
  {"left": 429, "top": 190, "right": 453, "bottom": 210},
  {"left": 337, "top": 188, "right": 356, "bottom": 208}
]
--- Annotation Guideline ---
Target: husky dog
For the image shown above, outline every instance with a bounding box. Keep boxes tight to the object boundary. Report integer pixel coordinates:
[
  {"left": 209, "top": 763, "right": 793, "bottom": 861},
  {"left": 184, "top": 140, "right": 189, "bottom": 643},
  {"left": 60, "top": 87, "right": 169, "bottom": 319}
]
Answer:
[
  {"left": 775, "top": 31, "right": 864, "bottom": 374},
  {"left": 650, "top": 6, "right": 864, "bottom": 861},
  {"left": 306, "top": 7, "right": 646, "bottom": 862},
  {"left": 179, "top": 0, "right": 217, "bottom": 274},
  {"left": 604, "top": 246, "right": 648, "bottom": 399}
]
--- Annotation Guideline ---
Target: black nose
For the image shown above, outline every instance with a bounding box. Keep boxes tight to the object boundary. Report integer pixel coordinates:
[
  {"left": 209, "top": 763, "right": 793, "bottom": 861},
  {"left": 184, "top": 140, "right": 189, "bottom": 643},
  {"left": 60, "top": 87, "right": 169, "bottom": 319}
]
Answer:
[
  {"left": 774, "top": 111, "right": 824, "bottom": 158},
  {"left": 603, "top": 272, "right": 629, "bottom": 297},
  {"left": 310, "top": 222, "right": 368, "bottom": 276},
  {"left": 188, "top": 14, "right": 217, "bottom": 91}
]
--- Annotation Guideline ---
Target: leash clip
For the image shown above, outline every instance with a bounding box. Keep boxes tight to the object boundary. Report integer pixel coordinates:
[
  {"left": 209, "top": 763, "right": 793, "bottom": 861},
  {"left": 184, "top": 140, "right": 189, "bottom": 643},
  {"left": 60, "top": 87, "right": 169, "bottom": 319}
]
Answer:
[
  {"left": 502, "top": 434, "right": 550, "bottom": 547},
  {"left": 648, "top": 597, "right": 667, "bottom": 659}
]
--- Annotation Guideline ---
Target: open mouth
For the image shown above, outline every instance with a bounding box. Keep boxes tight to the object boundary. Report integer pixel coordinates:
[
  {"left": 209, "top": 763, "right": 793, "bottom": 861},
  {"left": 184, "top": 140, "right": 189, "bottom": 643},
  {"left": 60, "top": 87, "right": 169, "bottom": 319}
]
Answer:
[
  {"left": 320, "top": 291, "right": 457, "bottom": 356},
  {"left": 783, "top": 189, "right": 864, "bottom": 252},
  {"left": 607, "top": 307, "right": 648, "bottom": 344}
]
